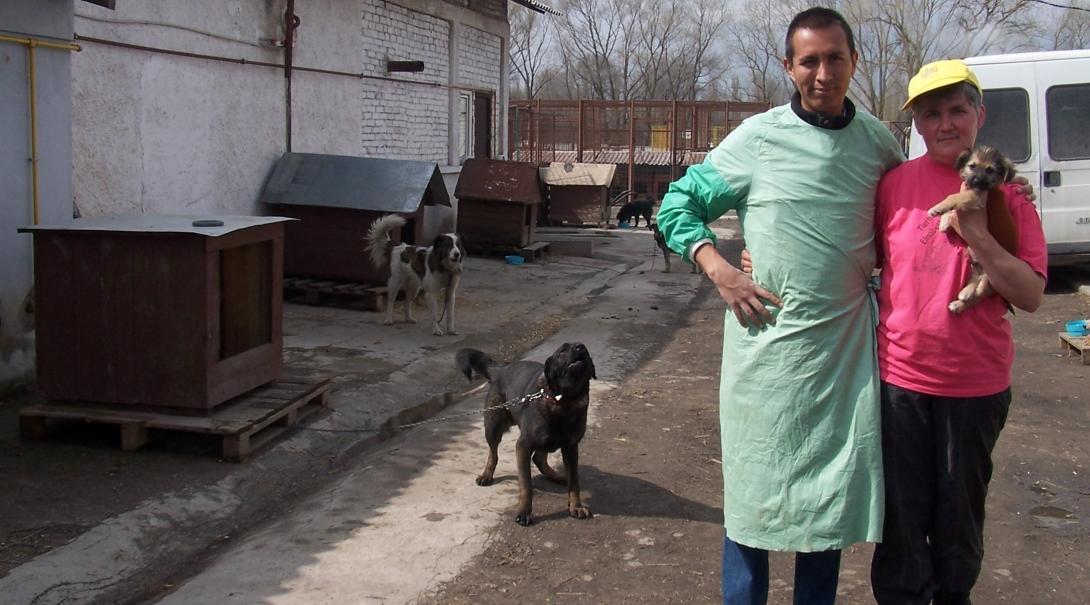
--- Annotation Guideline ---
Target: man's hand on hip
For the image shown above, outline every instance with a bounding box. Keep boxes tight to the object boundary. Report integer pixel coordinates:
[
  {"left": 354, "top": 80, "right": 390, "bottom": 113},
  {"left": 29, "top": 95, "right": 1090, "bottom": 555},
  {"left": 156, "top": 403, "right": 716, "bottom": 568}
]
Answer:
[{"left": 695, "top": 244, "right": 782, "bottom": 328}]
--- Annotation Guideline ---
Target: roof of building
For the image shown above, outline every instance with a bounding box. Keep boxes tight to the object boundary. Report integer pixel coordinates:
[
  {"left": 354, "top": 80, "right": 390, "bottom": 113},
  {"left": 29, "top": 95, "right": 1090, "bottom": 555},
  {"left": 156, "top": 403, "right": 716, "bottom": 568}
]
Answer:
[
  {"left": 455, "top": 158, "right": 543, "bottom": 204},
  {"left": 18, "top": 214, "right": 293, "bottom": 236},
  {"left": 510, "top": 0, "right": 562, "bottom": 16},
  {"left": 261, "top": 153, "right": 450, "bottom": 212},
  {"left": 511, "top": 149, "right": 710, "bottom": 166},
  {"left": 540, "top": 162, "right": 616, "bottom": 186}
]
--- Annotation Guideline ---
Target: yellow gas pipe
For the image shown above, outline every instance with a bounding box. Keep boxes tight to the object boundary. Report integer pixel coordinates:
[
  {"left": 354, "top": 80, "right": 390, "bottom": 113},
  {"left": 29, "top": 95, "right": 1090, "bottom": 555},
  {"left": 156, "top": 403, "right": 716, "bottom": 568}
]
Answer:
[{"left": 0, "top": 34, "right": 81, "bottom": 225}]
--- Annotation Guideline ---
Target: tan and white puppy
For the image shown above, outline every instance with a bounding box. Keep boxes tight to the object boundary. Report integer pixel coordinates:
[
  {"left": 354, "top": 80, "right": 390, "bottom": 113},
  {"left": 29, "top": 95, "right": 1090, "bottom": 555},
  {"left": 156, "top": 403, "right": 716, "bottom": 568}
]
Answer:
[
  {"left": 366, "top": 214, "right": 466, "bottom": 335},
  {"left": 926, "top": 145, "right": 1020, "bottom": 313}
]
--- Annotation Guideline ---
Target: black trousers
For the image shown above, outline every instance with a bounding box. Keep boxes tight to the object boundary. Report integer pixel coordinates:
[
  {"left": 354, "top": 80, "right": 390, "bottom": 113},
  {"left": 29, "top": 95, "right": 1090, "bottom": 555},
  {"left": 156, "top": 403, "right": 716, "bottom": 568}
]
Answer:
[{"left": 871, "top": 382, "right": 1011, "bottom": 605}]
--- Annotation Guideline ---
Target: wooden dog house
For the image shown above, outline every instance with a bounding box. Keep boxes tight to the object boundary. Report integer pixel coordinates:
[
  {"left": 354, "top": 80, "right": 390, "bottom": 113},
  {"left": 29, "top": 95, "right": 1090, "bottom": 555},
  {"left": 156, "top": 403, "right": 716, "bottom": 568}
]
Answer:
[
  {"left": 262, "top": 153, "right": 451, "bottom": 284},
  {"left": 539, "top": 162, "right": 617, "bottom": 226},
  {"left": 19, "top": 215, "right": 291, "bottom": 411},
  {"left": 455, "top": 158, "right": 543, "bottom": 249}
]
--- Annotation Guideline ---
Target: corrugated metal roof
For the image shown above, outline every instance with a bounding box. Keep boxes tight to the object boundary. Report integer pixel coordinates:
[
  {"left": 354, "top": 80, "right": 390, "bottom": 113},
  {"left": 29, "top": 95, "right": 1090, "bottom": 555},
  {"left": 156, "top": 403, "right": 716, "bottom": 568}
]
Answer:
[
  {"left": 510, "top": 0, "right": 562, "bottom": 16},
  {"left": 18, "top": 214, "right": 293, "bottom": 237},
  {"left": 540, "top": 162, "right": 616, "bottom": 186},
  {"left": 261, "top": 153, "right": 450, "bottom": 212},
  {"left": 455, "top": 158, "right": 543, "bottom": 204},
  {"left": 511, "top": 149, "right": 710, "bottom": 166}
]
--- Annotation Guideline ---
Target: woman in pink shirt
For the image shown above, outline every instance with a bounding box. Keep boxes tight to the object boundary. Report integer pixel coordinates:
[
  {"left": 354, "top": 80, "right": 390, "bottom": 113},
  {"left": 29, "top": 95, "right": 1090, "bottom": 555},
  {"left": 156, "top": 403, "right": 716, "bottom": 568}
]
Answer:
[{"left": 871, "top": 60, "right": 1048, "bottom": 605}]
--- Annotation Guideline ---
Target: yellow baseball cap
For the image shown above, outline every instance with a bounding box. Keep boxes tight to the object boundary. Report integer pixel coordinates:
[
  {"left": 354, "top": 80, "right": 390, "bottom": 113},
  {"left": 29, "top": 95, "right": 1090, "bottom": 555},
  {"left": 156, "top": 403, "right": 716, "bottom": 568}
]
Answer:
[{"left": 902, "top": 59, "right": 982, "bottom": 111}]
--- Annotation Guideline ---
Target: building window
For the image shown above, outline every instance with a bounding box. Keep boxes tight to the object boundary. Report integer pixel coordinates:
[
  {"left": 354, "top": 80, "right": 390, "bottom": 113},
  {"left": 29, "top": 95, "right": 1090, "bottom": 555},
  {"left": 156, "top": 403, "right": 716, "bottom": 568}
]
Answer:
[
  {"left": 1047, "top": 83, "right": 1090, "bottom": 161},
  {"left": 976, "top": 88, "right": 1031, "bottom": 163},
  {"left": 457, "top": 93, "right": 472, "bottom": 164}
]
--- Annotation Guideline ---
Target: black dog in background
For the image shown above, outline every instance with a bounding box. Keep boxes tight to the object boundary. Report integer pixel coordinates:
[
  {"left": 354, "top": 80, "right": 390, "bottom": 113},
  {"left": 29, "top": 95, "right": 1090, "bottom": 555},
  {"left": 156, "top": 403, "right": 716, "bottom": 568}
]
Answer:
[{"left": 617, "top": 198, "right": 654, "bottom": 228}]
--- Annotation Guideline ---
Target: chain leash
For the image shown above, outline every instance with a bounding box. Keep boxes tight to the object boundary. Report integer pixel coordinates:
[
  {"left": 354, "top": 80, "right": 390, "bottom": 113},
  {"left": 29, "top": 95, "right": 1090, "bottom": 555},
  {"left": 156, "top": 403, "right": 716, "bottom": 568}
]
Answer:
[{"left": 398, "top": 388, "right": 560, "bottom": 429}]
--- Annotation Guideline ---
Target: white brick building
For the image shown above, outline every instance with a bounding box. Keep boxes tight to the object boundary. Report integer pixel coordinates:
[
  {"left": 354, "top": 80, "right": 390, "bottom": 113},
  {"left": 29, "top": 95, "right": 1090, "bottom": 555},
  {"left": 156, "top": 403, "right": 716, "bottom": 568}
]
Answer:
[{"left": 1, "top": 0, "right": 523, "bottom": 388}]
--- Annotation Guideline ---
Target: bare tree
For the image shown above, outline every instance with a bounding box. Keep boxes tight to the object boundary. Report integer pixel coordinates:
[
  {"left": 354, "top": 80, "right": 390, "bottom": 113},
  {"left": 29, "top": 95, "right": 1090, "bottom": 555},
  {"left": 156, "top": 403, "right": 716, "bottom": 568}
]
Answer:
[
  {"left": 666, "top": 0, "right": 733, "bottom": 100},
  {"left": 725, "top": 0, "right": 804, "bottom": 104},
  {"left": 509, "top": 5, "right": 556, "bottom": 100},
  {"left": 1051, "top": 1, "right": 1090, "bottom": 49},
  {"left": 877, "top": 0, "right": 1037, "bottom": 80},
  {"left": 555, "top": 0, "right": 642, "bottom": 100},
  {"left": 844, "top": 0, "right": 905, "bottom": 120},
  {"left": 631, "top": 0, "right": 683, "bottom": 99},
  {"left": 532, "top": 0, "right": 1052, "bottom": 110}
]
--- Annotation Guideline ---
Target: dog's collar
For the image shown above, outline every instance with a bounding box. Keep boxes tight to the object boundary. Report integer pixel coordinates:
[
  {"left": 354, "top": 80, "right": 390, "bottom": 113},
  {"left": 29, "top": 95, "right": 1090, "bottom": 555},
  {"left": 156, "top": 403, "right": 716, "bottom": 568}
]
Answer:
[
  {"left": 542, "top": 392, "right": 562, "bottom": 404},
  {"left": 790, "top": 92, "right": 855, "bottom": 130}
]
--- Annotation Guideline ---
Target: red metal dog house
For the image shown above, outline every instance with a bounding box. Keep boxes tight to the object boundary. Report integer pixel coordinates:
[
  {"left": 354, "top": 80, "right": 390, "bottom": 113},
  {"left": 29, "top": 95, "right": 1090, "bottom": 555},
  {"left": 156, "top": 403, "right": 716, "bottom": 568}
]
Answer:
[
  {"left": 262, "top": 153, "right": 451, "bottom": 284},
  {"left": 455, "top": 158, "right": 543, "bottom": 249},
  {"left": 19, "top": 215, "right": 291, "bottom": 411},
  {"left": 540, "top": 162, "right": 617, "bottom": 226}
]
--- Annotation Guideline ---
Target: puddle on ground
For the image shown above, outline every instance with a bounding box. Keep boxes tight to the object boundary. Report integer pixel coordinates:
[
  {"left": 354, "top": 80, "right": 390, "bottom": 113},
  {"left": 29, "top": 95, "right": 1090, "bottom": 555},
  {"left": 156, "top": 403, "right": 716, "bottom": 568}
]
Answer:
[{"left": 1029, "top": 505, "right": 1078, "bottom": 528}]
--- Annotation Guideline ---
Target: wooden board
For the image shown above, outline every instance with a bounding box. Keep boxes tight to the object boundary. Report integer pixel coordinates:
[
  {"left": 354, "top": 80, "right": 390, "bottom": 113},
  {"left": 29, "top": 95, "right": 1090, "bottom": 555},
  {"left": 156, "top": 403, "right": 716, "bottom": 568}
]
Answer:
[
  {"left": 19, "top": 376, "right": 331, "bottom": 461},
  {"left": 1058, "top": 332, "right": 1090, "bottom": 365}
]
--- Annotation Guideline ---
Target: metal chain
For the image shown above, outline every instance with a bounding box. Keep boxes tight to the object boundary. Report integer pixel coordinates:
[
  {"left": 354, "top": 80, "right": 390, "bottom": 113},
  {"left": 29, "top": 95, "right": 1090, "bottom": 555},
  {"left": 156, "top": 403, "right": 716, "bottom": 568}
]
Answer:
[{"left": 398, "top": 388, "right": 555, "bottom": 429}]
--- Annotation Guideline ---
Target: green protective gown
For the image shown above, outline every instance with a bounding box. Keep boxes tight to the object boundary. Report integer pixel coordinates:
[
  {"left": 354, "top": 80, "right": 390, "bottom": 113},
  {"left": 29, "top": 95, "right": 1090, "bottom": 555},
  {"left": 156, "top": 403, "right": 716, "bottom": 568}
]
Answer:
[{"left": 658, "top": 104, "right": 904, "bottom": 552}]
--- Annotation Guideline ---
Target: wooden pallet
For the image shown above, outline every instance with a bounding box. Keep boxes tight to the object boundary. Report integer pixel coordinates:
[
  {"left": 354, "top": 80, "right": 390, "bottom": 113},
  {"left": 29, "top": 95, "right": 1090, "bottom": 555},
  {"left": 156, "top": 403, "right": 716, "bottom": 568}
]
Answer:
[
  {"left": 19, "top": 375, "right": 331, "bottom": 461},
  {"left": 283, "top": 276, "right": 387, "bottom": 310},
  {"left": 520, "top": 241, "right": 551, "bottom": 261},
  {"left": 1058, "top": 332, "right": 1090, "bottom": 365}
]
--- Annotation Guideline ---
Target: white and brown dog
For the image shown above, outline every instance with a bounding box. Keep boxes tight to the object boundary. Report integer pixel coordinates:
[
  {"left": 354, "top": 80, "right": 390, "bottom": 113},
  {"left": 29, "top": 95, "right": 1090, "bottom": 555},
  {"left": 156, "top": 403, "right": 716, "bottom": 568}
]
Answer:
[{"left": 366, "top": 214, "right": 466, "bottom": 335}]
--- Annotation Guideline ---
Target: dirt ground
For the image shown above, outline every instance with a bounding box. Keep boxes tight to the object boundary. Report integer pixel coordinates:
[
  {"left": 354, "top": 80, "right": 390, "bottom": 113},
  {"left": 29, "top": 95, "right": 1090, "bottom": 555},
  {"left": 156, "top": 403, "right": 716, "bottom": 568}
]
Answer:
[
  {"left": 1, "top": 238, "right": 1086, "bottom": 603},
  {"left": 421, "top": 261, "right": 1090, "bottom": 605}
]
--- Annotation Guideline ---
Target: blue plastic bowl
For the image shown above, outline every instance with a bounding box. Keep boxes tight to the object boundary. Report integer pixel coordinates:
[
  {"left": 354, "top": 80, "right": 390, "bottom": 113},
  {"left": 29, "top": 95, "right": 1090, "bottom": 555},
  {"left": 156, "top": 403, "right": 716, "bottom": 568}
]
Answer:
[
  {"left": 505, "top": 255, "right": 525, "bottom": 266},
  {"left": 1065, "top": 320, "right": 1087, "bottom": 336}
]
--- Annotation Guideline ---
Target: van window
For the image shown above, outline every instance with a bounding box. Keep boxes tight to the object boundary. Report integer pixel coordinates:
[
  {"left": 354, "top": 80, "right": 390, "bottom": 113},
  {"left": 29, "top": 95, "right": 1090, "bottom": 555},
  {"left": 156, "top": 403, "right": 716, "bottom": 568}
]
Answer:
[
  {"left": 1046, "top": 84, "right": 1090, "bottom": 161},
  {"left": 977, "top": 88, "right": 1031, "bottom": 163}
]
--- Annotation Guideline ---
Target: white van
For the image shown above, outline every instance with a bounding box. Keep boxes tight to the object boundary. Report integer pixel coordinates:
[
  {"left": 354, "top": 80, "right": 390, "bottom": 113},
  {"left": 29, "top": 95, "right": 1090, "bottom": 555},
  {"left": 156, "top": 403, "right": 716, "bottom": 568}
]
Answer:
[{"left": 908, "top": 50, "right": 1090, "bottom": 265}]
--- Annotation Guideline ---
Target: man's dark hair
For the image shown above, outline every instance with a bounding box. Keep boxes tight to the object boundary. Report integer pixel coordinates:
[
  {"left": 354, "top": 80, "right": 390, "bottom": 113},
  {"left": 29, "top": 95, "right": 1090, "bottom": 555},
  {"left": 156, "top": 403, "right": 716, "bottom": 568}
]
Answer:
[{"left": 785, "top": 7, "right": 856, "bottom": 62}]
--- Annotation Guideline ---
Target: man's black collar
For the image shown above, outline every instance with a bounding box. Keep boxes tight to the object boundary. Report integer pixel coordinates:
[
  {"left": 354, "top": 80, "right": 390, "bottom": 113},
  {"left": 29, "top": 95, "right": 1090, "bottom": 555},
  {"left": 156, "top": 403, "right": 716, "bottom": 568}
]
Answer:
[{"left": 791, "top": 92, "right": 856, "bottom": 130}]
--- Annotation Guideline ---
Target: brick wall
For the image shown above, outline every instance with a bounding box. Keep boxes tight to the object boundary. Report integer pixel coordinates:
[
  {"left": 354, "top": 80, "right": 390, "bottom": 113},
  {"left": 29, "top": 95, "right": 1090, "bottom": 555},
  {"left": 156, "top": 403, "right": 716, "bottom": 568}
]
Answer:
[
  {"left": 361, "top": 0, "right": 451, "bottom": 161},
  {"left": 458, "top": 24, "right": 502, "bottom": 90},
  {"left": 444, "top": 0, "right": 507, "bottom": 20}
]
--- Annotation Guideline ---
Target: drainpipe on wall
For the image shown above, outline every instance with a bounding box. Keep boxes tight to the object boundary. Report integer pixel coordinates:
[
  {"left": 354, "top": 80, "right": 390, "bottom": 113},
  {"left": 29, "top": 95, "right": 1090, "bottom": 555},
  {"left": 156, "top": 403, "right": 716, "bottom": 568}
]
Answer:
[
  {"left": 284, "top": 0, "right": 298, "bottom": 152},
  {"left": 0, "top": 34, "right": 81, "bottom": 225}
]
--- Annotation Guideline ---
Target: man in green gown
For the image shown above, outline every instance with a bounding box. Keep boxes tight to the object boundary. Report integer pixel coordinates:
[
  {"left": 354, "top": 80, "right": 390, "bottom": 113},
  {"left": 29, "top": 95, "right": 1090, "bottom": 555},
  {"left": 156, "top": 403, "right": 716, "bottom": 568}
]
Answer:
[{"left": 657, "top": 8, "right": 903, "bottom": 604}]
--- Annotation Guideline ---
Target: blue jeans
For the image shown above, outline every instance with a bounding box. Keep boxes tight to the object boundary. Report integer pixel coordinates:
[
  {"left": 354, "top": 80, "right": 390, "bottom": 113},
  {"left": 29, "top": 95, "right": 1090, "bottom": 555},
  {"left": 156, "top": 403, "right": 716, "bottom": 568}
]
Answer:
[{"left": 723, "top": 533, "right": 841, "bottom": 605}]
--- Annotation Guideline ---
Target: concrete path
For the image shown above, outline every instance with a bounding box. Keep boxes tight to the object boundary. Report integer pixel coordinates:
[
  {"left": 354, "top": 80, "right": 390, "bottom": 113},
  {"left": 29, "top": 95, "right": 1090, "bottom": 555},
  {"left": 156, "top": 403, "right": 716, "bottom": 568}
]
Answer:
[{"left": 150, "top": 233, "right": 712, "bottom": 604}]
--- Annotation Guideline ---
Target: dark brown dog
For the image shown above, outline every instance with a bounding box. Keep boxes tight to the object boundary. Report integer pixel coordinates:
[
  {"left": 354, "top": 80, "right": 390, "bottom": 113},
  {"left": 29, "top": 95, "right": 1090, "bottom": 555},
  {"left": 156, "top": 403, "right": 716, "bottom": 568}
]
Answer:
[
  {"left": 456, "top": 343, "right": 596, "bottom": 526},
  {"left": 927, "top": 145, "right": 1020, "bottom": 313}
]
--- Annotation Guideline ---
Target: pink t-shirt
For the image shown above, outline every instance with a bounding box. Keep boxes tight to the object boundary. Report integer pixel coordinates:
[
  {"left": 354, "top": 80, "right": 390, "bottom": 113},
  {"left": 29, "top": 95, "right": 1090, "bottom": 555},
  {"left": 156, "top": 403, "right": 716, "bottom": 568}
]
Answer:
[{"left": 875, "top": 155, "right": 1048, "bottom": 397}]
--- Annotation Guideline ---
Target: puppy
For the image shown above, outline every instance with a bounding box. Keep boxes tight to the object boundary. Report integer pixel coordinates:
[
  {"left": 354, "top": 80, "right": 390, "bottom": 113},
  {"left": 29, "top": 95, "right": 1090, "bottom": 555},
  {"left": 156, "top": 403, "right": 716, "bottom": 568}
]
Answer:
[
  {"left": 366, "top": 214, "right": 466, "bottom": 334},
  {"left": 617, "top": 198, "right": 654, "bottom": 228},
  {"left": 457, "top": 343, "right": 596, "bottom": 526},
  {"left": 926, "top": 146, "right": 1020, "bottom": 313}
]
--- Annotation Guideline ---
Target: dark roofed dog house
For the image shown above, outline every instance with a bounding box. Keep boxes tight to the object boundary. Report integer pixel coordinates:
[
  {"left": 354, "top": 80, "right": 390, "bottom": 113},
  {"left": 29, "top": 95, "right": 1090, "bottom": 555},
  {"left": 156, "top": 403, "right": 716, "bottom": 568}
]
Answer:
[
  {"left": 262, "top": 153, "right": 451, "bottom": 284},
  {"left": 19, "top": 215, "right": 291, "bottom": 411},
  {"left": 539, "top": 162, "right": 617, "bottom": 226},
  {"left": 455, "top": 158, "right": 543, "bottom": 249}
]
